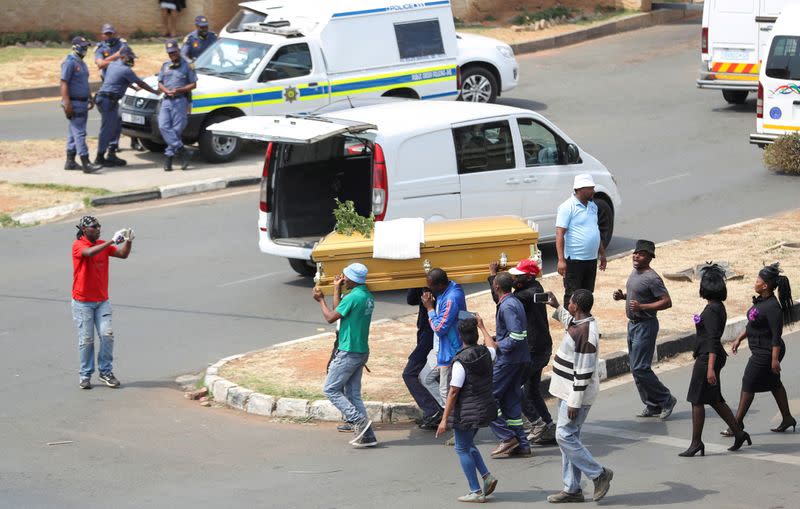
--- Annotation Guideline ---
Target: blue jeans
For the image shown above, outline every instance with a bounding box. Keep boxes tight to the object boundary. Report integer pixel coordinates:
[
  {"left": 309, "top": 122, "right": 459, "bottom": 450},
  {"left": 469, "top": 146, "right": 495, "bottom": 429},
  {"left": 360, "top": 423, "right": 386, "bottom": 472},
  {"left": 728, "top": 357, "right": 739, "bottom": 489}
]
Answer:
[
  {"left": 323, "top": 350, "right": 369, "bottom": 425},
  {"left": 627, "top": 320, "right": 672, "bottom": 409},
  {"left": 71, "top": 299, "right": 114, "bottom": 379},
  {"left": 454, "top": 428, "right": 490, "bottom": 493},
  {"left": 556, "top": 399, "right": 603, "bottom": 493}
]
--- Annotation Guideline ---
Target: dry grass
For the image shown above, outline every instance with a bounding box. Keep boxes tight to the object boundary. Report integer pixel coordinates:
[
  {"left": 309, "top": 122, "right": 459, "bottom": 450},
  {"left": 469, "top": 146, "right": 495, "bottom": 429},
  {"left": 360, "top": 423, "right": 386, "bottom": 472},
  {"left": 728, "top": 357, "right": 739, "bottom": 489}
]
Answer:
[
  {"left": 0, "top": 138, "right": 87, "bottom": 169},
  {"left": 221, "top": 210, "right": 800, "bottom": 401},
  {"left": 0, "top": 180, "right": 110, "bottom": 216},
  {"left": 0, "top": 43, "right": 166, "bottom": 91}
]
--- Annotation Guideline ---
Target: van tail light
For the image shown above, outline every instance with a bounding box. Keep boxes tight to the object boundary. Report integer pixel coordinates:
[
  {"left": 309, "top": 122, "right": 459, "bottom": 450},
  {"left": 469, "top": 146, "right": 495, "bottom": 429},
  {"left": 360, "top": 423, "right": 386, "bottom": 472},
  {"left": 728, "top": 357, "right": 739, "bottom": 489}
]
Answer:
[
  {"left": 757, "top": 82, "right": 764, "bottom": 119},
  {"left": 260, "top": 142, "right": 273, "bottom": 213},
  {"left": 701, "top": 27, "right": 708, "bottom": 54},
  {"left": 372, "top": 143, "right": 388, "bottom": 221},
  {"left": 456, "top": 65, "right": 462, "bottom": 91}
]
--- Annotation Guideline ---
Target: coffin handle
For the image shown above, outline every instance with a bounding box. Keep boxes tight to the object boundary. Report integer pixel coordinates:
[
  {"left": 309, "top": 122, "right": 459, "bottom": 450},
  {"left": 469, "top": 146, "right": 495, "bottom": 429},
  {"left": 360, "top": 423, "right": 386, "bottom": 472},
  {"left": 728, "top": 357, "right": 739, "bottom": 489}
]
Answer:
[
  {"left": 423, "top": 259, "right": 432, "bottom": 273},
  {"left": 314, "top": 262, "right": 324, "bottom": 284},
  {"left": 499, "top": 252, "right": 508, "bottom": 269}
]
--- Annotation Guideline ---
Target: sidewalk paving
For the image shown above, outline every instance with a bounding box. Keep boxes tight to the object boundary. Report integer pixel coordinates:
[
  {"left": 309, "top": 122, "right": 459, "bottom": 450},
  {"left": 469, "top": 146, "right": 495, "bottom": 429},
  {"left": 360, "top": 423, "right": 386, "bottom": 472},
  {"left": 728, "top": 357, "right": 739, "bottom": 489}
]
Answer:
[{"left": 0, "top": 144, "right": 264, "bottom": 193}]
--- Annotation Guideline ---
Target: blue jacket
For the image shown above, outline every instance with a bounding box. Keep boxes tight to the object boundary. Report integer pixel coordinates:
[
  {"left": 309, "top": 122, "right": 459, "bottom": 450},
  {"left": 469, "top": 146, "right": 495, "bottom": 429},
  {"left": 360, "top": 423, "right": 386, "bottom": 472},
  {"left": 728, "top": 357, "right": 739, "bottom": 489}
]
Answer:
[
  {"left": 428, "top": 281, "right": 466, "bottom": 366},
  {"left": 495, "top": 293, "right": 530, "bottom": 365}
]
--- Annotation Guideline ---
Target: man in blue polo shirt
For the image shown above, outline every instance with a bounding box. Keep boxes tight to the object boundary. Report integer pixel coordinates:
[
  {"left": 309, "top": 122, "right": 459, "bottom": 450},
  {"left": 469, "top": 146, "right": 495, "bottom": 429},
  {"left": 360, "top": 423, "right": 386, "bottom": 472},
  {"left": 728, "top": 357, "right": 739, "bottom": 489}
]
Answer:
[{"left": 555, "top": 174, "right": 607, "bottom": 305}]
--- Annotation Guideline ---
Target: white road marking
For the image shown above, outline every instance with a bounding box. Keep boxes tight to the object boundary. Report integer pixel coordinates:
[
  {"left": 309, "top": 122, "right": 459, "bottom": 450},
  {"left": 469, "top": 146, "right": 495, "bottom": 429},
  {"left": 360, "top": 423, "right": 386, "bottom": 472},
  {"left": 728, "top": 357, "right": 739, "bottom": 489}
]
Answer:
[
  {"left": 586, "top": 424, "right": 800, "bottom": 467},
  {"left": 219, "top": 271, "right": 286, "bottom": 287},
  {"left": 645, "top": 172, "right": 691, "bottom": 186}
]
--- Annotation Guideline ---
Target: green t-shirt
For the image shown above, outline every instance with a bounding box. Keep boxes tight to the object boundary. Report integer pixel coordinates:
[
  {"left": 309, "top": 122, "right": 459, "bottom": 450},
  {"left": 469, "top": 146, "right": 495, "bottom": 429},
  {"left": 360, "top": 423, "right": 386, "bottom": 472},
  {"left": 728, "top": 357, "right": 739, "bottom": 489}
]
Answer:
[{"left": 336, "top": 284, "right": 375, "bottom": 353}]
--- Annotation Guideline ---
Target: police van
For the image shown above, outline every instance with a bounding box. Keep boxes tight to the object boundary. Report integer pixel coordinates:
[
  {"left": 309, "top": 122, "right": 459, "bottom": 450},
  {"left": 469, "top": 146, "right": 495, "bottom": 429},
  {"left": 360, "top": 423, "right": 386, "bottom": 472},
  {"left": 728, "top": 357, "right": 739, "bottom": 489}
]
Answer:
[
  {"left": 209, "top": 101, "right": 621, "bottom": 276},
  {"left": 120, "top": 0, "right": 519, "bottom": 163},
  {"left": 697, "top": 0, "right": 787, "bottom": 104},
  {"left": 750, "top": 4, "right": 800, "bottom": 147}
]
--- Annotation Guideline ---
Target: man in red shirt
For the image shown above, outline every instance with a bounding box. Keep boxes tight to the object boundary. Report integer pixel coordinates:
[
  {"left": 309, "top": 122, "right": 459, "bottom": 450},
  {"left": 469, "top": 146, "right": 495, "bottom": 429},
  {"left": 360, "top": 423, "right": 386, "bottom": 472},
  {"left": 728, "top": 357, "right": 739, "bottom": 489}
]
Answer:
[{"left": 72, "top": 215, "right": 133, "bottom": 389}]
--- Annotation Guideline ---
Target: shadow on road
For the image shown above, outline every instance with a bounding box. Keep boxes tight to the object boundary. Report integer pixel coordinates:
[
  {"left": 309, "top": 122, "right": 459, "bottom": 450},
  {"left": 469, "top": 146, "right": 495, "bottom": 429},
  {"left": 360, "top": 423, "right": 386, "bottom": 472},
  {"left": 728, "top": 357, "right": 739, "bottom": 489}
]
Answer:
[{"left": 602, "top": 481, "right": 718, "bottom": 506}]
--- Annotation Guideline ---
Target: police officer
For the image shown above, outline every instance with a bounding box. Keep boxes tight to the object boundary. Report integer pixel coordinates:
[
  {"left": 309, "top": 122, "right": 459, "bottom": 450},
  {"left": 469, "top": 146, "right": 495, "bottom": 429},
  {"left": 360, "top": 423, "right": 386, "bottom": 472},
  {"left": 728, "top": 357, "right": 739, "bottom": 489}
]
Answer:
[
  {"left": 158, "top": 40, "right": 197, "bottom": 171},
  {"left": 94, "top": 24, "right": 131, "bottom": 156},
  {"left": 181, "top": 15, "right": 218, "bottom": 62},
  {"left": 94, "top": 47, "right": 160, "bottom": 167},
  {"left": 61, "top": 36, "right": 102, "bottom": 174}
]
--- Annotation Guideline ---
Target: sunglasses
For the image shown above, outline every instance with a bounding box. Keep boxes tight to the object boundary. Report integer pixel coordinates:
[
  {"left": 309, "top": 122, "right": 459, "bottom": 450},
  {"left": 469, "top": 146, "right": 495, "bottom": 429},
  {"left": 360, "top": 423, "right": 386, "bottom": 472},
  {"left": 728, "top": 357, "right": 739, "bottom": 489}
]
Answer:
[{"left": 86, "top": 224, "right": 101, "bottom": 229}]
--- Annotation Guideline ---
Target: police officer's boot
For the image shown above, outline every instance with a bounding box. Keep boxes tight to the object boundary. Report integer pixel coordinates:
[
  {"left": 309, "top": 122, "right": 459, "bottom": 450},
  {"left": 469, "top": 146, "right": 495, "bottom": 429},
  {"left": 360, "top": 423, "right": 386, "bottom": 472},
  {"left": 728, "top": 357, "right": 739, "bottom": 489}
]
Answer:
[
  {"left": 94, "top": 151, "right": 107, "bottom": 167},
  {"left": 64, "top": 150, "right": 80, "bottom": 170},
  {"left": 179, "top": 147, "right": 193, "bottom": 171},
  {"left": 105, "top": 147, "right": 127, "bottom": 167},
  {"left": 163, "top": 156, "right": 173, "bottom": 172},
  {"left": 80, "top": 155, "right": 102, "bottom": 174}
]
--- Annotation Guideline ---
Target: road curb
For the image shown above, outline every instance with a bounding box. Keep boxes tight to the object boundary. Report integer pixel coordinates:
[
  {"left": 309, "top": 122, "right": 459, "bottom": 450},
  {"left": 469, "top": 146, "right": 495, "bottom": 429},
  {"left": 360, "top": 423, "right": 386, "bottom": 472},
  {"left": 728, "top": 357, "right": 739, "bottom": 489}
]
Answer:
[
  {"left": 0, "top": 7, "right": 701, "bottom": 103},
  {"left": 5, "top": 175, "right": 260, "bottom": 226}
]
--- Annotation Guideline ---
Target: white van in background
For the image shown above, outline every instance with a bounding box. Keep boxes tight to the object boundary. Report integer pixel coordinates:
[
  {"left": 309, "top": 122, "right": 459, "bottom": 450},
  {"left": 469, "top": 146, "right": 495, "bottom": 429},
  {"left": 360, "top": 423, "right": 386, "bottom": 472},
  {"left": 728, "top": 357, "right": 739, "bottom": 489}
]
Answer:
[
  {"left": 697, "top": 0, "right": 787, "bottom": 104},
  {"left": 750, "top": 4, "right": 800, "bottom": 147},
  {"left": 209, "top": 101, "right": 621, "bottom": 276}
]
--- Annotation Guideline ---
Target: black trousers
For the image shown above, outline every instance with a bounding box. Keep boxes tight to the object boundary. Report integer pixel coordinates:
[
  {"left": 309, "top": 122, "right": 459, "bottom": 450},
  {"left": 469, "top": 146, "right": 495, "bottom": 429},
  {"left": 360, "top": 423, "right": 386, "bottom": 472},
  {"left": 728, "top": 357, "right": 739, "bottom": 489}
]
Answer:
[
  {"left": 563, "top": 258, "right": 598, "bottom": 304},
  {"left": 522, "top": 351, "right": 553, "bottom": 423}
]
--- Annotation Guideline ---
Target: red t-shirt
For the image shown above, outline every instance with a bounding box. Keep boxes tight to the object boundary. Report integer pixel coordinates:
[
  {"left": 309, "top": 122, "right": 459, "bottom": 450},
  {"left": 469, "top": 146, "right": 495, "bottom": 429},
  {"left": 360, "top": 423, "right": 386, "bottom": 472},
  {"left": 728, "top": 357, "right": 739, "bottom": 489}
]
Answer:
[{"left": 72, "top": 237, "right": 117, "bottom": 301}]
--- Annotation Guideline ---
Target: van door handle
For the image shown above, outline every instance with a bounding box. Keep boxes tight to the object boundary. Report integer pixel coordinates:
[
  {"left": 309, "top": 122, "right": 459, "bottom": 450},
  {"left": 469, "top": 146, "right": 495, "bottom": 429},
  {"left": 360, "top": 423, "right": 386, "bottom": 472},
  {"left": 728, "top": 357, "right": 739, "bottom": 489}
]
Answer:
[
  {"left": 308, "top": 82, "right": 318, "bottom": 87},
  {"left": 505, "top": 178, "right": 521, "bottom": 185},
  {"left": 794, "top": 100, "right": 800, "bottom": 105},
  {"left": 523, "top": 175, "right": 538, "bottom": 183}
]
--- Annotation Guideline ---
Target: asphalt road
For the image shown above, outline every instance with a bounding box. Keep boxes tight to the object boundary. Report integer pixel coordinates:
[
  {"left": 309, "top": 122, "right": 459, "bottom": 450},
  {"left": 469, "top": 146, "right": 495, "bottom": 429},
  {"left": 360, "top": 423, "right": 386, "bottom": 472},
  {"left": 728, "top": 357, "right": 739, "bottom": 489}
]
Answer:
[{"left": 2, "top": 21, "right": 800, "bottom": 508}]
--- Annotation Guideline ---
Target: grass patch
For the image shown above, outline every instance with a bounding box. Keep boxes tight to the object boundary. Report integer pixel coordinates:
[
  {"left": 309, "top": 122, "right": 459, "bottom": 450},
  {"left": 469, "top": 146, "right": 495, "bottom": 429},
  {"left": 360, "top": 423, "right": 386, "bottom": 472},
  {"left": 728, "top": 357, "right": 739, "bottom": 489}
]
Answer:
[
  {"left": 0, "top": 213, "right": 21, "bottom": 227},
  {"left": 15, "top": 182, "right": 112, "bottom": 195},
  {"left": 575, "top": 8, "right": 634, "bottom": 25},
  {"left": 511, "top": 6, "right": 578, "bottom": 25},
  {"left": 222, "top": 374, "right": 326, "bottom": 401}
]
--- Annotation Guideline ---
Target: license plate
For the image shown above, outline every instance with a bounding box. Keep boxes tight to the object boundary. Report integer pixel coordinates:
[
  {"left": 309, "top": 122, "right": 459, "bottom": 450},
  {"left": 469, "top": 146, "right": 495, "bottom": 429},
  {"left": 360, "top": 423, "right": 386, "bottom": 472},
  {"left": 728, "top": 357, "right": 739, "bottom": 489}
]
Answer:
[
  {"left": 122, "top": 113, "right": 145, "bottom": 125},
  {"left": 717, "top": 49, "right": 750, "bottom": 62}
]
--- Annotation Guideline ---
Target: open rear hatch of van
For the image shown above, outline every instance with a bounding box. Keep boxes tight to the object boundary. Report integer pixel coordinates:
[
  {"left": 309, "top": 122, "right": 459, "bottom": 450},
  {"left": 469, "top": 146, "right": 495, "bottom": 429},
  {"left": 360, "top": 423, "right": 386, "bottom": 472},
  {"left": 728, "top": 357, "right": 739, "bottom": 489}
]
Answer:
[{"left": 209, "top": 115, "right": 378, "bottom": 249}]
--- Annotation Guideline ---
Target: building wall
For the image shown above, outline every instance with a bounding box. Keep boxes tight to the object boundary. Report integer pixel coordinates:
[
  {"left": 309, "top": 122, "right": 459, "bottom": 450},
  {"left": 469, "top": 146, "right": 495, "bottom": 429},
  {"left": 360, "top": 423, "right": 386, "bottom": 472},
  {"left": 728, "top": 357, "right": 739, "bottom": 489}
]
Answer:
[{"left": 1, "top": 0, "right": 240, "bottom": 36}]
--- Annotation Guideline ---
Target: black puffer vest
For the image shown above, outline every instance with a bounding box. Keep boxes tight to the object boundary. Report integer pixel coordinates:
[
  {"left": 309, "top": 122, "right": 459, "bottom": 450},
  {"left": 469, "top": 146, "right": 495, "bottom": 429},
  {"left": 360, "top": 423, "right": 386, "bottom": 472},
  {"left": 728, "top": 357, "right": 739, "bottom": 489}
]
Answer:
[{"left": 448, "top": 345, "right": 496, "bottom": 430}]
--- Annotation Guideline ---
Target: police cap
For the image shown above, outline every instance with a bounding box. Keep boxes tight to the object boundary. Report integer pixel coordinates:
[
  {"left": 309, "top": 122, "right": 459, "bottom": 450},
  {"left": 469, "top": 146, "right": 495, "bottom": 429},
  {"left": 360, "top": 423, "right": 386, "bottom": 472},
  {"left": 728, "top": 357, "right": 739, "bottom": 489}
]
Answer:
[
  {"left": 165, "top": 39, "right": 180, "bottom": 53},
  {"left": 119, "top": 46, "right": 136, "bottom": 59},
  {"left": 101, "top": 23, "right": 116, "bottom": 34},
  {"left": 71, "top": 36, "right": 91, "bottom": 47},
  {"left": 194, "top": 15, "right": 209, "bottom": 27}
]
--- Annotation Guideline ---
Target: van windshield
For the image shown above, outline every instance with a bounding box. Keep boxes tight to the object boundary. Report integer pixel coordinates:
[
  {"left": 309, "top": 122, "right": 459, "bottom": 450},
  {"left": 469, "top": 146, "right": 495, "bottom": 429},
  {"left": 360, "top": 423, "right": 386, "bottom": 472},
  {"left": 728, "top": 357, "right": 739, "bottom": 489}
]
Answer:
[
  {"left": 226, "top": 9, "right": 267, "bottom": 33},
  {"left": 766, "top": 36, "right": 800, "bottom": 80},
  {"left": 194, "top": 39, "right": 271, "bottom": 80}
]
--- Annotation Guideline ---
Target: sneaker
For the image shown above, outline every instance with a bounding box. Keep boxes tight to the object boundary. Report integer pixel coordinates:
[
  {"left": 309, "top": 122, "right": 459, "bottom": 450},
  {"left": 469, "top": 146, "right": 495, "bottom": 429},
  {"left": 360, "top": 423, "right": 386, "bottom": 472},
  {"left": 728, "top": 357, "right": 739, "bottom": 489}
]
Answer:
[
  {"left": 482, "top": 474, "right": 498, "bottom": 496},
  {"left": 490, "top": 438, "right": 519, "bottom": 457},
  {"left": 337, "top": 423, "right": 353, "bottom": 433},
  {"left": 79, "top": 378, "right": 92, "bottom": 390},
  {"left": 531, "top": 422, "right": 557, "bottom": 445},
  {"left": 457, "top": 491, "right": 486, "bottom": 503},
  {"left": 547, "top": 490, "right": 584, "bottom": 503},
  {"left": 352, "top": 428, "right": 378, "bottom": 448},
  {"left": 636, "top": 406, "right": 660, "bottom": 418},
  {"left": 348, "top": 418, "right": 373, "bottom": 445},
  {"left": 98, "top": 372, "right": 121, "bottom": 388},
  {"left": 527, "top": 419, "right": 547, "bottom": 441},
  {"left": 659, "top": 396, "right": 678, "bottom": 420},
  {"left": 592, "top": 467, "right": 614, "bottom": 501},
  {"left": 507, "top": 446, "right": 533, "bottom": 458},
  {"left": 522, "top": 415, "right": 534, "bottom": 435},
  {"left": 419, "top": 410, "right": 443, "bottom": 430}
]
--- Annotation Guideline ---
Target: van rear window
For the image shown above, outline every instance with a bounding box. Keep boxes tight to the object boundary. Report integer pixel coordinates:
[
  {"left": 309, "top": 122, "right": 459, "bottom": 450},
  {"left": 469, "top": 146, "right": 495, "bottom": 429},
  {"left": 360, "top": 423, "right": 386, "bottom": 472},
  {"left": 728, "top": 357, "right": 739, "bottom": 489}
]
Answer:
[
  {"left": 394, "top": 19, "right": 445, "bottom": 60},
  {"left": 766, "top": 36, "right": 800, "bottom": 80}
]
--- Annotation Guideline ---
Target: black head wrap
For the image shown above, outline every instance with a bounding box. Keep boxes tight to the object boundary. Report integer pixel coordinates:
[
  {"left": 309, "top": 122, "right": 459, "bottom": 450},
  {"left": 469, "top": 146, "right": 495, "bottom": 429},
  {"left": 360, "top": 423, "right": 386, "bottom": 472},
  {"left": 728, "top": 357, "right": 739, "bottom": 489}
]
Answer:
[
  {"left": 759, "top": 262, "right": 794, "bottom": 322},
  {"left": 75, "top": 215, "right": 98, "bottom": 239},
  {"left": 699, "top": 263, "right": 727, "bottom": 301}
]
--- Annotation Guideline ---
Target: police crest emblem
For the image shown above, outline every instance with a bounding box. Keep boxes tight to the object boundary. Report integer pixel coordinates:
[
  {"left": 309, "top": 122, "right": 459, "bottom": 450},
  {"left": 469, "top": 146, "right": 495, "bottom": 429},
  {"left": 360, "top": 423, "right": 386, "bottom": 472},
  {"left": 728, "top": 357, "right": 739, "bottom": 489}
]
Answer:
[{"left": 284, "top": 86, "right": 298, "bottom": 103}]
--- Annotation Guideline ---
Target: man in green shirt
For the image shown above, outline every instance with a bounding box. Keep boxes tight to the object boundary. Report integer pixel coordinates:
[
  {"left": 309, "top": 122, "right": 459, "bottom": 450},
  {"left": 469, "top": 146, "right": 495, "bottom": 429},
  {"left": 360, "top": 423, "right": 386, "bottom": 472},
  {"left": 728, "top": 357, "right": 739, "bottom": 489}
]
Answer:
[{"left": 313, "top": 263, "right": 377, "bottom": 448}]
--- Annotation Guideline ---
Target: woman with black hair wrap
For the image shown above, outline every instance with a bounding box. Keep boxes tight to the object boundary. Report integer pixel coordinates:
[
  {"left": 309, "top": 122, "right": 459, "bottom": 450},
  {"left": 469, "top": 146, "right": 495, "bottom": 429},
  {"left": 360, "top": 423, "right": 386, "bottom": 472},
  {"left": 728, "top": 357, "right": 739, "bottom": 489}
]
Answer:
[
  {"left": 679, "top": 265, "right": 751, "bottom": 456},
  {"left": 723, "top": 263, "right": 796, "bottom": 436}
]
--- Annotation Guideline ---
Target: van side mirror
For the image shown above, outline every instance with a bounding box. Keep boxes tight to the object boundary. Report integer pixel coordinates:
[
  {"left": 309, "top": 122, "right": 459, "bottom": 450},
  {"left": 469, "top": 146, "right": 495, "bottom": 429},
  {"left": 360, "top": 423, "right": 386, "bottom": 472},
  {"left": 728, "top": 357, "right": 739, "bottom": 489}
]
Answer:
[
  {"left": 259, "top": 67, "right": 279, "bottom": 83},
  {"left": 566, "top": 143, "right": 580, "bottom": 164}
]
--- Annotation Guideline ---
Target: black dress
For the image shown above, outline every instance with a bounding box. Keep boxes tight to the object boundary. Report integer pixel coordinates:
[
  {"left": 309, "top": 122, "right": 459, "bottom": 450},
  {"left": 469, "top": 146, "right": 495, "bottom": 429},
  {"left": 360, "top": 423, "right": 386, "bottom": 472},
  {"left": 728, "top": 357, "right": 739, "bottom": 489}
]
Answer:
[
  {"left": 742, "top": 295, "right": 785, "bottom": 393},
  {"left": 687, "top": 301, "right": 728, "bottom": 404}
]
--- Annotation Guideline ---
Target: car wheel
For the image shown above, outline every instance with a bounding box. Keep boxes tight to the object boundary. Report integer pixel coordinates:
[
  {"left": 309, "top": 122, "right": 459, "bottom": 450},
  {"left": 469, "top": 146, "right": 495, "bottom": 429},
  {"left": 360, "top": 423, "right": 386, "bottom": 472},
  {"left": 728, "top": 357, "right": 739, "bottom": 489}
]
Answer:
[
  {"left": 595, "top": 197, "right": 614, "bottom": 249},
  {"left": 459, "top": 67, "right": 498, "bottom": 103},
  {"left": 288, "top": 258, "right": 317, "bottom": 277},
  {"left": 138, "top": 138, "right": 167, "bottom": 152},
  {"left": 199, "top": 113, "right": 242, "bottom": 163},
  {"left": 722, "top": 90, "right": 748, "bottom": 104}
]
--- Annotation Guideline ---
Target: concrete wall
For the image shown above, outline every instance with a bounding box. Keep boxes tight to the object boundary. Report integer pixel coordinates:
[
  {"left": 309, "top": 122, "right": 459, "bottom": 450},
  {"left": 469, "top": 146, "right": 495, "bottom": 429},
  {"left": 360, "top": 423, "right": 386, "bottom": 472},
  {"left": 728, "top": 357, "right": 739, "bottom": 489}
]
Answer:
[{"left": 1, "top": 0, "right": 239, "bottom": 35}]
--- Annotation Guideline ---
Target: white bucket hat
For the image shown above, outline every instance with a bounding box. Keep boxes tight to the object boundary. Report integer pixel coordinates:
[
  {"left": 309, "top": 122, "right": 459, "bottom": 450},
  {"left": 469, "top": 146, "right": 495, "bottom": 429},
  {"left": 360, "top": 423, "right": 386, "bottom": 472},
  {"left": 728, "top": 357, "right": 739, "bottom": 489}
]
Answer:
[{"left": 573, "top": 173, "right": 595, "bottom": 190}]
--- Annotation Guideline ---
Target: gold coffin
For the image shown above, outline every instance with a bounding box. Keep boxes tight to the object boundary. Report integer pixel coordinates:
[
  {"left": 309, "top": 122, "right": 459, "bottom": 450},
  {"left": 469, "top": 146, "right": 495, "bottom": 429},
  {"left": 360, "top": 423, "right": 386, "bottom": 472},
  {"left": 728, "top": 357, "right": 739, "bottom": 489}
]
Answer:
[{"left": 311, "top": 216, "right": 539, "bottom": 294}]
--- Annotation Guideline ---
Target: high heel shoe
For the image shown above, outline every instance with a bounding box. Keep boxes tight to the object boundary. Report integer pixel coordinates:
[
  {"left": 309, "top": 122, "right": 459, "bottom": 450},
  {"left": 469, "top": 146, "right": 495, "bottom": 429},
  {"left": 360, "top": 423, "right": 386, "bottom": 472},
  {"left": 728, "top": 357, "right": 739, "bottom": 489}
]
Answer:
[
  {"left": 771, "top": 417, "right": 797, "bottom": 433},
  {"left": 728, "top": 432, "right": 752, "bottom": 451},
  {"left": 678, "top": 442, "right": 705, "bottom": 457}
]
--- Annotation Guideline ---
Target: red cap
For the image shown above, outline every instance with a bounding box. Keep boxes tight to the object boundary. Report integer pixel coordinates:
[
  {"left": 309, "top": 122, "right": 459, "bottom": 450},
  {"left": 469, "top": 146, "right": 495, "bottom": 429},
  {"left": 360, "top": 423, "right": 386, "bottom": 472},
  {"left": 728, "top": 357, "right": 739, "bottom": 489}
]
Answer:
[{"left": 508, "top": 258, "right": 541, "bottom": 277}]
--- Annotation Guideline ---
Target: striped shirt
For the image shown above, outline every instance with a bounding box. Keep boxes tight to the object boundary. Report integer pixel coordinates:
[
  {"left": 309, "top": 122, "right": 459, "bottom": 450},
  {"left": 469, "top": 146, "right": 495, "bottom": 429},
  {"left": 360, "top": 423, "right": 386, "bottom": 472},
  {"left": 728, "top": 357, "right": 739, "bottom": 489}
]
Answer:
[{"left": 548, "top": 307, "right": 600, "bottom": 408}]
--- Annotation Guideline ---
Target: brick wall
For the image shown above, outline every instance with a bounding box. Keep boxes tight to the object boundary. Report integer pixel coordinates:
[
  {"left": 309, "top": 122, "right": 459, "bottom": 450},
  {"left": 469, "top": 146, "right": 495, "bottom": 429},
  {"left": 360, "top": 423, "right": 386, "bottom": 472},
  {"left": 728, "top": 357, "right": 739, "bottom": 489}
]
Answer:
[{"left": 1, "top": 0, "right": 239, "bottom": 36}]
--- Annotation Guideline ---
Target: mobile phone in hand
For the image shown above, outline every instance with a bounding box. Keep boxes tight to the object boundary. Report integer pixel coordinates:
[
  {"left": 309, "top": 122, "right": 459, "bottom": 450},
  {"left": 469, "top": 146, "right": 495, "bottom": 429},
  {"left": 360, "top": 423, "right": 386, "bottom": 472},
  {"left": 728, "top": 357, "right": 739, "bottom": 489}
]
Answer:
[{"left": 533, "top": 292, "right": 549, "bottom": 304}]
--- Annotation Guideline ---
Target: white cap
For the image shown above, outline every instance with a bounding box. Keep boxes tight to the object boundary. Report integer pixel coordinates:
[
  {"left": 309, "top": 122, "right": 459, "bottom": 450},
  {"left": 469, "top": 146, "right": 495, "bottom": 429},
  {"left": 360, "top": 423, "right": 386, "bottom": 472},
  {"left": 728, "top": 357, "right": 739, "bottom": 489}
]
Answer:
[{"left": 573, "top": 173, "right": 595, "bottom": 190}]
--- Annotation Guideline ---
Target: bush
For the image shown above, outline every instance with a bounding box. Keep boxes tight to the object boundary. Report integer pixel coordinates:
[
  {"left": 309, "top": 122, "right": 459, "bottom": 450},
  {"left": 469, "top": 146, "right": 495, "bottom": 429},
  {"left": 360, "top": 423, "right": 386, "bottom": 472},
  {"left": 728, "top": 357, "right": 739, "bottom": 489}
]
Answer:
[
  {"left": 763, "top": 133, "right": 800, "bottom": 174},
  {"left": 0, "top": 29, "right": 65, "bottom": 47},
  {"left": 130, "top": 28, "right": 162, "bottom": 40},
  {"left": 511, "top": 6, "right": 578, "bottom": 25},
  {"left": 68, "top": 30, "right": 94, "bottom": 41}
]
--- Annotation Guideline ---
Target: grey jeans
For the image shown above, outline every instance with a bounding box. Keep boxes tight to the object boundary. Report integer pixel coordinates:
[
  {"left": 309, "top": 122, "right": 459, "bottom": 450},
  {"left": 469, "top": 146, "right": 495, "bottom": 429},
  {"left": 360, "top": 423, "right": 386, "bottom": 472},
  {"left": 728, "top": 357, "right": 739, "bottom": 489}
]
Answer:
[{"left": 323, "top": 350, "right": 369, "bottom": 424}]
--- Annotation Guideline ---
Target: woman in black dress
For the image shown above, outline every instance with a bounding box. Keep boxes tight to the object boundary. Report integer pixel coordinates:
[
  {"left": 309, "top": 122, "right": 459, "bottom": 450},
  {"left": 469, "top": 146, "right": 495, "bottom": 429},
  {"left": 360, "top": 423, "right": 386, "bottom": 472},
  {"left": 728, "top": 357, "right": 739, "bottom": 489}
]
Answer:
[
  {"left": 679, "top": 265, "right": 751, "bottom": 457},
  {"left": 725, "top": 263, "right": 796, "bottom": 436}
]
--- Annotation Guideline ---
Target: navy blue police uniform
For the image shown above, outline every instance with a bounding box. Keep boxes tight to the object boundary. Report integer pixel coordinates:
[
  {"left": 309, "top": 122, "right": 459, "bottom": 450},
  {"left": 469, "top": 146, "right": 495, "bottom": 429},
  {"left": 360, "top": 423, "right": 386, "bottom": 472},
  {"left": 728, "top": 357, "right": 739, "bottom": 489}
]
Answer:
[
  {"left": 181, "top": 16, "right": 218, "bottom": 61},
  {"left": 94, "top": 24, "right": 130, "bottom": 154},
  {"left": 61, "top": 37, "right": 101, "bottom": 173},
  {"left": 94, "top": 48, "right": 142, "bottom": 166},
  {"left": 158, "top": 40, "right": 197, "bottom": 170}
]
